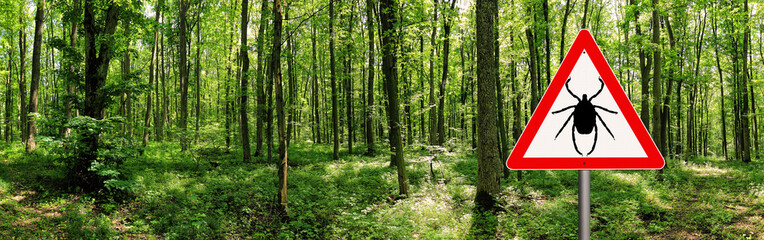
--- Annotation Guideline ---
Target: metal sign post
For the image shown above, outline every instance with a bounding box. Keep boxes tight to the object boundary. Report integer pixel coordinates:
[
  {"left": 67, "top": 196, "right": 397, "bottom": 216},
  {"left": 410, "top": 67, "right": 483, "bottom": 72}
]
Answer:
[
  {"left": 506, "top": 30, "right": 664, "bottom": 239},
  {"left": 578, "top": 170, "right": 590, "bottom": 240}
]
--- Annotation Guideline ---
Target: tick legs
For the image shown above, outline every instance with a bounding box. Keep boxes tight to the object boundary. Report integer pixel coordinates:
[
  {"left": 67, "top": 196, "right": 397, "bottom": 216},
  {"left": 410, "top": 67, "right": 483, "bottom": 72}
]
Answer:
[
  {"left": 572, "top": 126, "right": 583, "bottom": 156},
  {"left": 565, "top": 77, "right": 581, "bottom": 101},
  {"left": 587, "top": 124, "right": 599, "bottom": 156},
  {"left": 590, "top": 77, "right": 605, "bottom": 100},
  {"left": 555, "top": 112, "right": 575, "bottom": 139},
  {"left": 594, "top": 105, "right": 618, "bottom": 114},
  {"left": 552, "top": 105, "right": 576, "bottom": 114},
  {"left": 596, "top": 113, "right": 615, "bottom": 139}
]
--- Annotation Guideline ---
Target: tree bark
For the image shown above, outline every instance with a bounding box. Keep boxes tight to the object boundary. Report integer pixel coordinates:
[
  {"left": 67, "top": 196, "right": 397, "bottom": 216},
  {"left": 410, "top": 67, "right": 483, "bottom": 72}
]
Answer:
[
  {"left": 581, "top": 0, "right": 590, "bottom": 29},
  {"left": 740, "top": 0, "right": 751, "bottom": 162},
  {"left": 255, "top": 0, "right": 268, "bottom": 156},
  {"left": 144, "top": 0, "right": 161, "bottom": 147},
  {"left": 5, "top": 50, "right": 13, "bottom": 142},
  {"left": 634, "top": 0, "right": 651, "bottom": 130},
  {"left": 312, "top": 26, "right": 321, "bottom": 144},
  {"left": 475, "top": 0, "right": 500, "bottom": 210},
  {"left": 437, "top": 0, "right": 457, "bottom": 146},
  {"left": 712, "top": 16, "right": 728, "bottom": 160},
  {"left": 80, "top": 0, "right": 119, "bottom": 188},
  {"left": 559, "top": 0, "right": 573, "bottom": 63},
  {"left": 380, "top": 0, "right": 409, "bottom": 197},
  {"left": 365, "top": 0, "right": 375, "bottom": 155},
  {"left": 526, "top": 23, "right": 538, "bottom": 113},
  {"left": 273, "top": 0, "right": 288, "bottom": 211},
  {"left": 178, "top": 0, "right": 190, "bottom": 151},
  {"left": 651, "top": 0, "right": 662, "bottom": 156},
  {"left": 195, "top": 1, "right": 203, "bottom": 143},
  {"left": 345, "top": 3, "right": 355, "bottom": 154},
  {"left": 26, "top": 0, "right": 44, "bottom": 152},
  {"left": 64, "top": 0, "right": 80, "bottom": 138},
  {"left": 18, "top": 12, "right": 27, "bottom": 145},
  {"left": 428, "top": 0, "right": 439, "bottom": 146},
  {"left": 330, "top": 0, "right": 339, "bottom": 160},
  {"left": 239, "top": 0, "right": 252, "bottom": 162}
]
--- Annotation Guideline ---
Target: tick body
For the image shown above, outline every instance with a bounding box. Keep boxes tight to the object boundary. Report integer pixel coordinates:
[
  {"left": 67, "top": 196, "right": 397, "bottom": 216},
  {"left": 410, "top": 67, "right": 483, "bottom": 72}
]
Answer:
[
  {"left": 573, "top": 94, "right": 596, "bottom": 134},
  {"left": 552, "top": 77, "right": 619, "bottom": 156}
]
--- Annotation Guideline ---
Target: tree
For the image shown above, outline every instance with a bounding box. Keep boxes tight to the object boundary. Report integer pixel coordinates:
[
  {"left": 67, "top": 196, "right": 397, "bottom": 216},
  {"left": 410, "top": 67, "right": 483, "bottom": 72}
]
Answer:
[
  {"left": 240, "top": 0, "right": 252, "bottom": 162},
  {"left": 475, "top": 0, "right": 500, "bottom": 209},
  {"left": 144, "top": 0, "right": 162, "bottom": 147},
  {"left": 194, "top": 0, "right": 203, "bottom": 143},
  {"left": 330, "top": 0, "right": 339, "bottom": 160},
  {"left": 273, "top": 0, "right": 288, "bottom": 210},
  {"left": 437, "top": 0, "right": 457, "bottom": 146},
  {"left": 428, "top": 0, "right": 438, "bottom": 146},
  {"left": 178, "top": 0, "right": 190, "bottom": 152},
  {"left": 255, "top": 0, "right": 268, "bottom": 156},
  {"left": 739, "top": 0, "right": 751, "bottom": 162},
  {"left": 311, "top": 25, "right": 321, "bottom": 144},
  {"left": 18, "top": 11, "right": 27, "bottom": 145},
  {"left": 380, "top": 0, "right": 409, "bottom": 197},
  {"left": 344, "top": 2, "right": 355, "bottom": 154},
  {"left": 712, "top": 15, "right": 728, "bottom": 160},
  {"left": 365, "top": 0, "right": 375, "bottom": 155},
  {"left": 651, "top": 0, "right": 662, "bottom": 156},
  {"left": 559, "top": 0, "right": 573, "bottom": 63},
  {"left": 4, "top": 50, "right": 12, "bottom": 142},
  {"left": 26, "top": 0, "right": 44, "bottom": 152},
  {"left": 79, "top": 0, "right": 120, "bottom": 188},
  {"left": 633, "top": 0, "right": 651, "bottom": 129}
]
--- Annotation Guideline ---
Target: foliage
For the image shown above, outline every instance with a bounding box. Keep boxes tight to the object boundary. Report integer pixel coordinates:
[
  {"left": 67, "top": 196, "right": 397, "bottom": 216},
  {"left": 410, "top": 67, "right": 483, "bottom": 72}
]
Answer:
[{"left": 55, "top": 116, "right": 141, "bottom": 196}]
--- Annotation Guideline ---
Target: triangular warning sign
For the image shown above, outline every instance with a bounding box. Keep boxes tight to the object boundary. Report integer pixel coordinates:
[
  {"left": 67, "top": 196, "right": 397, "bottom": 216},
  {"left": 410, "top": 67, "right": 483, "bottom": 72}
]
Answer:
[{"left": 507, "top": 30, "right": 664, "bottom": 170}]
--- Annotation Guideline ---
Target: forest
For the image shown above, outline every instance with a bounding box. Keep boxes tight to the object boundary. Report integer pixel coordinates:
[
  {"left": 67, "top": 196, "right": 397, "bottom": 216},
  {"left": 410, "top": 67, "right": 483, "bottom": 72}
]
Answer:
[{"left": 0, "top": 0, "right": 762, "bottom": 238}]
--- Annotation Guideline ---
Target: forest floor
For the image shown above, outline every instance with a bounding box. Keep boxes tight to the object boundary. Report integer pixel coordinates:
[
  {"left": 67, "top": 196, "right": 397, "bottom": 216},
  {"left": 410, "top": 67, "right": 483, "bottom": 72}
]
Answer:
[{"left": 0, "top": 141, "right": 763, "bottom": 239}]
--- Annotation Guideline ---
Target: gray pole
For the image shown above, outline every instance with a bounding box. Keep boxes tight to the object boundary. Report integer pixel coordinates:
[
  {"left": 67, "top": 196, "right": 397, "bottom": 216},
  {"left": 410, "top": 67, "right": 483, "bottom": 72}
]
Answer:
[{"left": 578, "top": 170, "right": 590, "bottom": 240}]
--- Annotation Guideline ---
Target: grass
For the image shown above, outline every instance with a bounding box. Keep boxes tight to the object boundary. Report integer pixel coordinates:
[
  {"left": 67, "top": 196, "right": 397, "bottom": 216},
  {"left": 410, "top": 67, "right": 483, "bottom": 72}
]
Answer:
[{"left": 1, "top": 140, "right": 763, "bottom": 239}]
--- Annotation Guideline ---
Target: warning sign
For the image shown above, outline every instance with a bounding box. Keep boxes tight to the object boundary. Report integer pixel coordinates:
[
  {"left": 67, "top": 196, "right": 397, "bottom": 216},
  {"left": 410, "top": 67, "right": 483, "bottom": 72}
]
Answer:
[{"left": 506, "top": 30, "right": 664, "bottom": 170}]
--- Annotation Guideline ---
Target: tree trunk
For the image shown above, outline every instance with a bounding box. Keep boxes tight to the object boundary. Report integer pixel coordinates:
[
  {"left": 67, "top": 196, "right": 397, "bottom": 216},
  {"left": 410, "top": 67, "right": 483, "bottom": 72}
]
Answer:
[
  {"left": 255, "top": 0, "right": 267, "bottom": 156},
  {"left": 178, "top": 0, "right": 189, "bottom": 151},
  {"left": 650, "top": 0, "right": 662, "bottom": 157},
  {"left": 64, "top": 0, "right": 80, "bottom": 138},
  {"left": 713, "top": 16, "right": 728, "bottom": 160},
  {"left": 273, "top": 0, "right": 288, "bottom": 211},
  {"left": 26, "top": 0, "right": 44, "bottom": 152},
  {"left": 365, "top": 0, "right": 375, "bottom": 155},
  {"left": 428, "top": 0, "right": 438, "bottom": 146},
  {"left": 19, "top": 12, "right": 27, "bottom": 145},
  {"left": 239, "top": 0, "right": 252, "bottom": 162},
  {"left": 380, "top": 0, "right": 409, "bottom": 197},
  {"left": 437, "top": 0, "right": 457, "bottom": 146},
  {"left": 195, "top": 1, "right": 203, "bottom": 144},
  {"left": 740, "top": 0, "right": 751, "bottom": 162},
  {"left": 161, "top": 31, "right": 168, "bottom": 141},
  {"left": 559, "top": 0, "right": 572, "bottom": 63},
  {"left": 475, "top": 0, "right": 500, "bottom": 210},
  {"left": 543, "top": 0, "right": 550, "bottom": 85},
  {"left": 634, "top": 0, "right": 651, "bottom": 130},
  {"left": 312, "top": 26, "right": 321, "bottom": 144},
  {"left": 581, "top": 0, "right": 590, "bottom": 29},
  {"left": 526, "top": 24, "right": 538, "bottom": 113},
  {"left": 330, "top": 0, "right": 339, "bottom": 160},
  {"left": 345, "top": 4, "right": 355, "bottom": 154},
  {"left": 144, "top": 0, "right": 161, "bottom": 147},
  {"left": 80, "top": 0, "right": 119, "bottom": 189},
  {"left": 286, "top": 7, "right": 296, "bottom": 146},
  {"left": 494, "top": 0, "right": 508, "bottom": 178},
  {"left": 5, "top": 51, "right": 13, "bottom": 142}
]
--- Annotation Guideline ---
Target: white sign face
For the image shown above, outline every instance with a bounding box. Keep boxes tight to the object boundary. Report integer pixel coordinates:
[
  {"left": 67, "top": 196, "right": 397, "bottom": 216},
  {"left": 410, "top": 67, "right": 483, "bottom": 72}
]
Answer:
[{"left": 523, "top": 51, "right": 647, "bottom": 158}]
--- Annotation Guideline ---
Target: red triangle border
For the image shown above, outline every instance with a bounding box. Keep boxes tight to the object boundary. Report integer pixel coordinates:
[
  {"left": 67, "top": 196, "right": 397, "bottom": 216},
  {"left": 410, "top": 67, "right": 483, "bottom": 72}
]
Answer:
[{"left": 506, "top": 30, "right": 665, "bottom": 170}]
